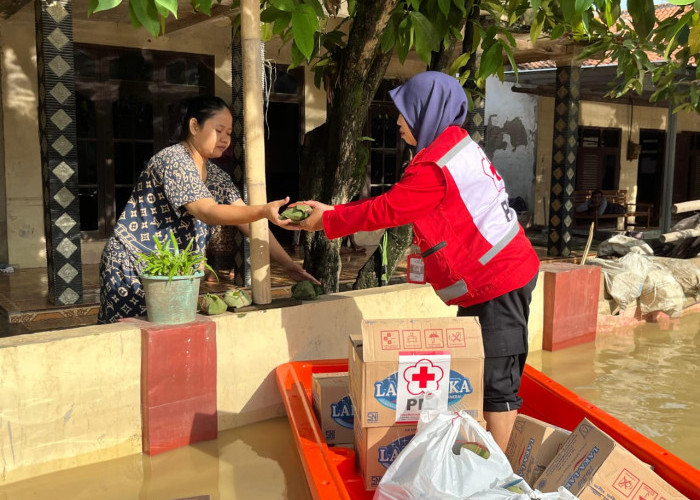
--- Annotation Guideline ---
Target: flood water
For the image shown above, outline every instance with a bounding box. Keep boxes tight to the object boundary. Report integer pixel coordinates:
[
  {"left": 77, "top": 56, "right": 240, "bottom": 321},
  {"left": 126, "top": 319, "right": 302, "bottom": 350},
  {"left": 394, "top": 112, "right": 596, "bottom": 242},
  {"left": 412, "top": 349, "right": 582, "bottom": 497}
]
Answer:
[
  {"left": 0, "top": 418, "right": 313, "bottom": 500},
  {"left": 529, "top": 311, "right": 700, "bottom": 470},
  {"left": 1, "top": 313, "right": 698, "bottom": 499}
]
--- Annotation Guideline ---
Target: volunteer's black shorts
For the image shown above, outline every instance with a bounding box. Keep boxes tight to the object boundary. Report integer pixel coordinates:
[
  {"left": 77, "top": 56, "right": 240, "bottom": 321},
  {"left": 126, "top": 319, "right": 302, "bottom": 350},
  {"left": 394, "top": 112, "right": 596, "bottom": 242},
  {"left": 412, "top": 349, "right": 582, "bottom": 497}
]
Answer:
[{"left": 457, "top": 273, "right": 538, "bottom": 412}]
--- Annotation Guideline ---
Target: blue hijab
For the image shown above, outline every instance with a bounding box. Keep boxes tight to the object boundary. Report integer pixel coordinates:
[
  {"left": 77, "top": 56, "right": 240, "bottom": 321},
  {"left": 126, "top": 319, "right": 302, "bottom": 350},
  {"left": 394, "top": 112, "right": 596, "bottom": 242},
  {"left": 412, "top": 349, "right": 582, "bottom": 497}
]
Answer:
[{"left": 389, "top": 71, "right": 468, "bottom": 151}]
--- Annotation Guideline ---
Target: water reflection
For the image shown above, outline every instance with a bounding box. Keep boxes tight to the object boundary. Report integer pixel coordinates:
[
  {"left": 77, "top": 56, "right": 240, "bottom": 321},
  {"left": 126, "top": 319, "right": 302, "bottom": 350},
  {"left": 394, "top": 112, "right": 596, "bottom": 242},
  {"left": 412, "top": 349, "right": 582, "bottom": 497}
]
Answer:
[
  {"left": 529, "top": 312, "right": 700, "bottom": 469},
  {"left": 0, "top": 418, "right": 312, "bottom": 500}
]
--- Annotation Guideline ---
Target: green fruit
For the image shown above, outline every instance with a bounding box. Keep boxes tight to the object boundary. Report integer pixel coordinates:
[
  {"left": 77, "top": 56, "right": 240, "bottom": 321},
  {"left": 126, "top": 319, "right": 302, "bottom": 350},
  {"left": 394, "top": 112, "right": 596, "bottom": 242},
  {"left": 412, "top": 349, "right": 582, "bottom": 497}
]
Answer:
[
  {"left": 280, "top": 204, "right": 312, "bottom": 221},
  {"left": 292, "top": 280, "right": 319, "bottom": 300},
  {"left": 199, "top": 293, "right": 227, "bottom": 315},
  {"left": 222, "top": 289, "right": 252, "bottom": 308},
  {"left": 313, "top": 284, "right": 324, "bottom": 296}
]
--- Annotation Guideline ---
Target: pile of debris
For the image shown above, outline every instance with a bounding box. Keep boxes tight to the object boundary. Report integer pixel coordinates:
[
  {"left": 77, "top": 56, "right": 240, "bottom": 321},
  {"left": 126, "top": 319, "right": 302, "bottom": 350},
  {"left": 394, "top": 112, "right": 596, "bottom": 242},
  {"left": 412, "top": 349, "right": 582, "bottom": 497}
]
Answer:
[
  {"left": 657, "top": 212, "right": 700, "bottom": 259},
  {"left": 585, "top": 202, "right": 700, "bottom": 316}
]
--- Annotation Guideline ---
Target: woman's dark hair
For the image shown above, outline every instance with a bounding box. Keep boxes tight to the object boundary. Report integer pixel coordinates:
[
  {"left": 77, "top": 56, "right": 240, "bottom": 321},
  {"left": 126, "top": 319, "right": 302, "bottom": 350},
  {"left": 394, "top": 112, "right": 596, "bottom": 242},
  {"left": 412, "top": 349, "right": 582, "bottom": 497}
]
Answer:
[{"left": 177, "top": 96, "right": 229, "bottom": 141}]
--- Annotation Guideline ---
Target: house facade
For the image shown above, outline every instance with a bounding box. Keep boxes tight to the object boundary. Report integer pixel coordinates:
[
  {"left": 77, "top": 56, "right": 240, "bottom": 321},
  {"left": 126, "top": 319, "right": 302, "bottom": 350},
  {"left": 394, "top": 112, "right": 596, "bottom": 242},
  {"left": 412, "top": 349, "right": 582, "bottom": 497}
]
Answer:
[
  {"left": 0, "top": 0, "right": 426, "bottom": 304},
  {"left": 1, "top": 1, "right": 699, "bottom": 305},
  {"left": 486, "top": 75, "right": 700, "bottom": 229}
]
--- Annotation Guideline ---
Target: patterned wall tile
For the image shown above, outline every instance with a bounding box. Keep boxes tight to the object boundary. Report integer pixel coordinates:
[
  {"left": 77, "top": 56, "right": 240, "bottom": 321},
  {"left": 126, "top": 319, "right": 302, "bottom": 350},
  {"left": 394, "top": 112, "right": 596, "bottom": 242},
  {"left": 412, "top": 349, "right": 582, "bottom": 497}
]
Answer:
[
  {"left": 547, "top": 65, "right": 580, "bottom": 257},
  {"left": 231, "top": 33, "right": 251, "bottom": 287},
  {"left": 35, "top": 0, "right": 82, "bottom": 304},
  {"left": 465, "top": 94, "right": 485, "bottom": 146}
]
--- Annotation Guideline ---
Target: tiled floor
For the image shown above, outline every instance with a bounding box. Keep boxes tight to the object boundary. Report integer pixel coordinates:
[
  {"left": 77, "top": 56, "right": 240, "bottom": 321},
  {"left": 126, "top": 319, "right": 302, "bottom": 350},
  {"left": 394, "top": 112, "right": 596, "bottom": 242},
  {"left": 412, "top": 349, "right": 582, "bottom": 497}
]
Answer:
[
  {"left": 0, "top": 243, "right": 387, "bottom": 336},
  {"left": 0, "top": 230, "right": 596, "bottom": 337}
]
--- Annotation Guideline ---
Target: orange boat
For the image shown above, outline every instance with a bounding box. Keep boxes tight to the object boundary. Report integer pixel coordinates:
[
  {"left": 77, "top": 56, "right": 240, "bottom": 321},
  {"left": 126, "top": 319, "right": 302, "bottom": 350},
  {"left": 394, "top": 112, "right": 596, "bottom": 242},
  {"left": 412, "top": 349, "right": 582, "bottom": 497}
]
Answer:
[{"left": 275, "top": 359, "right": 700, "bottom": 500}]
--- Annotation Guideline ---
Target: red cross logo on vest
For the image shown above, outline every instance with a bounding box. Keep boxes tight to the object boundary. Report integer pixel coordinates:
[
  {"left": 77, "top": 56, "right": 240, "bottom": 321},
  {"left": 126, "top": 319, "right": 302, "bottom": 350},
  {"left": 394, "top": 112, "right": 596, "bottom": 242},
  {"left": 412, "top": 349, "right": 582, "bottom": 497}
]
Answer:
[{"left": 481, "top": 156, "right": 505, "bottom": 191}]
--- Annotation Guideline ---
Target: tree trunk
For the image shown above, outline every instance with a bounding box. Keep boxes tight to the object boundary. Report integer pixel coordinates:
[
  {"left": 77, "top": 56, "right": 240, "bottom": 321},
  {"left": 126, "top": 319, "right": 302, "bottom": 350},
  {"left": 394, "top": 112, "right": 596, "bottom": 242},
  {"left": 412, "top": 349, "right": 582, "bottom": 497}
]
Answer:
[
  {"left": 354, "top": 6, "right": 482, "bottom": 290},
  {"left": 298, "top": 0, "right": 398, "bottom": 292},
  {"left": 353, "top": 225, "right": 414, "bottom": 289},
  {"left": 299, "top": 0, "right": 483, "bottom": 291}
]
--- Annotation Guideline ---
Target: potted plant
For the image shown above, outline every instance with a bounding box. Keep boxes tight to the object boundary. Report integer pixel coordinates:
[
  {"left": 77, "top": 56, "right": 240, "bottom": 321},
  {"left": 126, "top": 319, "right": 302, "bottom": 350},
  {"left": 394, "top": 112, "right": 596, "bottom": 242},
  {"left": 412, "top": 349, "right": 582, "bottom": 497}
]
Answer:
[{"left": 137, "top": 231, "right": 215, "bottom": 325}]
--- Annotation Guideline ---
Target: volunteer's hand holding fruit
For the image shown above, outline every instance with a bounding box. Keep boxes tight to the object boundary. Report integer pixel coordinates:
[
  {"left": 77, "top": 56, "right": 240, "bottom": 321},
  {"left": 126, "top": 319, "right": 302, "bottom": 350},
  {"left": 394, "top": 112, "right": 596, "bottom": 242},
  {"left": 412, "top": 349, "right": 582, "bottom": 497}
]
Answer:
[{"left": 281, "top": 200, "right": 332, "bottom": 232}]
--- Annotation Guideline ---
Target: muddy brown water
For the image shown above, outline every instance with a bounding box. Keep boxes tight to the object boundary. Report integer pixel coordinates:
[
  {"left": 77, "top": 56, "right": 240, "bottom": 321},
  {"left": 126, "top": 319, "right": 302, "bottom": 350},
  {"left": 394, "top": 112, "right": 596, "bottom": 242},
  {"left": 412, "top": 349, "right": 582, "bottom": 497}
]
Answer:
[
  {"left": 529, "top": 311, "right": 700, "bottom": 471},
  {"left": 2, "top": 313, "right": 698, "bottom": 499}
]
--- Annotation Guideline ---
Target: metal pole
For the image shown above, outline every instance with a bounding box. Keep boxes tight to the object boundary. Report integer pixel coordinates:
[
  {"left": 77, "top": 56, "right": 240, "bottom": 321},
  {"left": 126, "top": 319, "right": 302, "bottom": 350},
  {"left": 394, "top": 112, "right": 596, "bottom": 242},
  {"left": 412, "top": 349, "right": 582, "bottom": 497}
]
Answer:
[
  {"left": 240, "top": 0, "right": 271, "bottom": 304},
  {"left": 661, "top": 106, "right": 677, "bottom": 233}
]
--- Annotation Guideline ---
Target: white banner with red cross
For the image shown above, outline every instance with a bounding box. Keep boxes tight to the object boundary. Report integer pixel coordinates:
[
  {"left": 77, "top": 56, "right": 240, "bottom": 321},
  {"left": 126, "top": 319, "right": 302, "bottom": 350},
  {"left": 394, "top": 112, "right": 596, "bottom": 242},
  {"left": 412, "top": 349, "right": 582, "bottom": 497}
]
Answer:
[{"left": 395, "top": 351, "right": 451, "bottom": 423}]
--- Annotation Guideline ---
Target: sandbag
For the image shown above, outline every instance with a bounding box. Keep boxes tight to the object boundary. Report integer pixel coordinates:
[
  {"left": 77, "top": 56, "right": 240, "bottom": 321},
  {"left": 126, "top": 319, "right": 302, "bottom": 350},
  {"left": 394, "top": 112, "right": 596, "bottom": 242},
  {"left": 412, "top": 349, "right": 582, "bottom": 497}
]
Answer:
[
  {"left": 648, "top": 256, "right": 700, "bottom": 298},
  {"left": 597, "top": 235, "right": 653, "bottom": 258},
  {"left": 640, "top": 267, "right": 685, "bottom": 318},
  {"left": 587, "top": 253, "right": 651, "bottom": 311}
]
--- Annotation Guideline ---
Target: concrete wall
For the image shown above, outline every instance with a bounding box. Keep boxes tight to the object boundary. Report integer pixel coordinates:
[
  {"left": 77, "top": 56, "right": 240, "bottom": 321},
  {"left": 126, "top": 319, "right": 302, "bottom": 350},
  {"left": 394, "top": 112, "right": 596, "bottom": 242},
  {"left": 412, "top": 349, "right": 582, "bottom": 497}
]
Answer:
[
  {"left": 0, "top": 279, "right": 546, "bottom": 485},
  {"left": 0, "top": 5, "right": 45, "bottom": 270},
  {"left": 533, "top": 97, "right": 555, "bottom": 226},
  {"left": 485, "top": 77, "right": 538, "bottom": 211}
]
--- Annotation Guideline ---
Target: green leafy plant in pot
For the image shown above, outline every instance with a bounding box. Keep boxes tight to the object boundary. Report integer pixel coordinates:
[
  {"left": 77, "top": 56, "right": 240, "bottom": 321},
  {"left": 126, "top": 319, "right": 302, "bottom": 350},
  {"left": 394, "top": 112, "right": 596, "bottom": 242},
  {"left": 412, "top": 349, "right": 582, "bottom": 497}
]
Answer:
[{"left": 137, "top": 231, "right": 215, "bottom": 325}]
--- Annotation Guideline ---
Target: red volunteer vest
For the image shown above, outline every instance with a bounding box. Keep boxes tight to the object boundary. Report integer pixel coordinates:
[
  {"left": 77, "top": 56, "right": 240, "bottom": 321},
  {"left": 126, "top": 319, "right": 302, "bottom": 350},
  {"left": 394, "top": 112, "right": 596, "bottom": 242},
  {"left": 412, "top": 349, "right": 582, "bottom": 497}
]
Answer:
[{"left": 411, "top": 127, "right": 539, "bottom": 307}]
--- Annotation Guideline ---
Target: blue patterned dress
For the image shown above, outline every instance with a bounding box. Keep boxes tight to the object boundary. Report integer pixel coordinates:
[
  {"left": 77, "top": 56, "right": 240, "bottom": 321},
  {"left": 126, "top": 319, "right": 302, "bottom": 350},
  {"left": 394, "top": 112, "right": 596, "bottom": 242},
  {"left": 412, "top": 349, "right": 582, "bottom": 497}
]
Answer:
[{"left": 98, "top": 143, "right": 241, "bottom": 324}]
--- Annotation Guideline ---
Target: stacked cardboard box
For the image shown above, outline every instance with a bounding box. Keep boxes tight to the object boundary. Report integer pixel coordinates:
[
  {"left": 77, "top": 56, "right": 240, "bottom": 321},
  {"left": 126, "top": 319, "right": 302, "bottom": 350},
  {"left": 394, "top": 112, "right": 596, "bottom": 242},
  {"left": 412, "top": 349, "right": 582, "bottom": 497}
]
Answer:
[
  {"left": 311, "top": 372, "right": 354, "bottom": 445},
  {"left": 505, "top": 414, "right": 571, "bottom": 486},
  {"left": 536, "top": 418, "right": 688, "bottom": 499},
  {"left": 348, "top": 317, "right": 485, "bottom": 490}
]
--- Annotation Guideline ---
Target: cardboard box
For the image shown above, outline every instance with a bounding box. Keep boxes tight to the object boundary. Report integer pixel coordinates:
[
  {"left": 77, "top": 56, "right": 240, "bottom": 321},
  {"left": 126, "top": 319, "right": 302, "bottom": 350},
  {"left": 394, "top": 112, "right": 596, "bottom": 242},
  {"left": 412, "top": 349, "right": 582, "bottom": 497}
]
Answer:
[
  {"left": 354, "top": 421, "right": 417, "bottom": 490},
  {"left": 311, "top": 372, "right": 354, "bottom": 445},
  {"left": 536, "top": 418, "right": 688, "bottom": 499},
  {"left": 349, "top": 318, "right": 484, "bottom": 428},
  {"left": 505, "top": 414, "right": 571, "bottom": 486}
]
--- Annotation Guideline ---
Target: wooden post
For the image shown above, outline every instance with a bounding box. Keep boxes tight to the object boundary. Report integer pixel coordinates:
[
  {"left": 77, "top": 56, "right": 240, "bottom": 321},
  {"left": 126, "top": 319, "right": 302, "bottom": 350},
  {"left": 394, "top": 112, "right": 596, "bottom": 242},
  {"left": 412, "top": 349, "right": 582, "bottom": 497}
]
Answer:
[
  {"left": 660, "top": 228, "right": 700, "bottom": 243},
  {"left": 660, "top": 107, "right": 677, "bottom": 233},
  {"left": 240, "top": 0, "right": 271, "bottom": 304},
  {"left": 671, "top": 200, "right": 700, "bottom": 214}
]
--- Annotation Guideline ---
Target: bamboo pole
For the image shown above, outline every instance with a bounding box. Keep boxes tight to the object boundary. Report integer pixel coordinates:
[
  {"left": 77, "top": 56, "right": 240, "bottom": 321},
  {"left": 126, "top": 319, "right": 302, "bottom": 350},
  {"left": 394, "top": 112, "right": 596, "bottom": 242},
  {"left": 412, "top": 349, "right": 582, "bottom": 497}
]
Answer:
[
  {"left": 659, "top": 227, "right": 700, "bottom": 243},
  {"left": 580, "top": 222, "right": 595, "bottom": 265},
  {"left": 671, "top": 200, "right": 700, "bottom": 214},
  {"left": 240, "top": 0, "right": 271, "bottom": 304}
]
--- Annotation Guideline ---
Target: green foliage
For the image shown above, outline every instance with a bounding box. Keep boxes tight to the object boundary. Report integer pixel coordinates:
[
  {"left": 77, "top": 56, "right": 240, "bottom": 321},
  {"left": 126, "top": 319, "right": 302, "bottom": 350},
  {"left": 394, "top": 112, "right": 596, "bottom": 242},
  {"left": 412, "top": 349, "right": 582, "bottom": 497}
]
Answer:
[
  {"left": 88, "top": 0, "right": 123, "bottom": 15},
  {"left": 87, "top": 0, "right": 700, "bottom": 112},
  {"left": 136, "top": 231, "right": 215, "bottom": 280}
]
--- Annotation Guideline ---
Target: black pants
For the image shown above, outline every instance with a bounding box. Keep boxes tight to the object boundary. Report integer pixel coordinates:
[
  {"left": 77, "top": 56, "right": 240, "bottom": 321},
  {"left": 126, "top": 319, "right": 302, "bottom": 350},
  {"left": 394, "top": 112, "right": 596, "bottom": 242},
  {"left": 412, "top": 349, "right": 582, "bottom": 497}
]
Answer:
[{"left": 458, "top": 273, "right": 538, "bottom": 411}]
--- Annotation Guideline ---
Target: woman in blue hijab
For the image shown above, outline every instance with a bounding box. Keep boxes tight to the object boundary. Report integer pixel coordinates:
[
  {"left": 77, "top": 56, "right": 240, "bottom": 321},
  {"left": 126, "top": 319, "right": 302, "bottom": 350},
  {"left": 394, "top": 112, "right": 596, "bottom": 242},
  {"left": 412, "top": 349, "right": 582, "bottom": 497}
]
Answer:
[{"left": 292, "top": 71, "right": 540, "bottom": 451}]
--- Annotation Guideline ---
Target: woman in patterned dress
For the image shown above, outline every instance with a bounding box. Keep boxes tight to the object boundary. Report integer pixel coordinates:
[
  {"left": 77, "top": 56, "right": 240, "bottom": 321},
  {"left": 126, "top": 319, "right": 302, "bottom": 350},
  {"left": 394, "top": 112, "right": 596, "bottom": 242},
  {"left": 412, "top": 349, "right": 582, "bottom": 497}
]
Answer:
[{"left": 98, "top": 96, "right": 318, "bottom": 324}]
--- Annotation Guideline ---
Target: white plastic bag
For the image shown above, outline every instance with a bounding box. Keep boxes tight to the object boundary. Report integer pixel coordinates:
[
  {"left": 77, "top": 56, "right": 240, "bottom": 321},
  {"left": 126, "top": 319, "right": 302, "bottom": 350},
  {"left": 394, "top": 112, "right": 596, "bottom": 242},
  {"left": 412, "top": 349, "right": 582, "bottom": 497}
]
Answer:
[
  {"left": 466, "top": 476, "right": 579, "bottom": 499},
  {"left": 373, "top": 411, "right": 514, "bottom": 500}
]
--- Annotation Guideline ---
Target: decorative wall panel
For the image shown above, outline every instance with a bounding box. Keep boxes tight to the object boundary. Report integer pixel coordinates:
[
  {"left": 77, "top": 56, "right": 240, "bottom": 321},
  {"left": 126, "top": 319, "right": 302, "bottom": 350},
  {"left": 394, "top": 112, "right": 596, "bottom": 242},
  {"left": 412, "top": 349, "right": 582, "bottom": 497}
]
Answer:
[
  {"left": 35, "top": 0, "right": 82, "bottom": 304},
  {"left": 548, "top": 65, "right": 580, "bottom": 257}
]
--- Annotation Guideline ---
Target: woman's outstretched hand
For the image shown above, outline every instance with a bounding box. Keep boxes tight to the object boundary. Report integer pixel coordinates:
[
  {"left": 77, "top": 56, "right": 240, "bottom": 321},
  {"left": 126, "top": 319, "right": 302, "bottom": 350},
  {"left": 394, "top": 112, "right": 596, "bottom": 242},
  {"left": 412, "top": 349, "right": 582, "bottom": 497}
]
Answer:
[
  {"left": 265, "top": 197, "right": 293, "bottom": 227},
  {"left": 281, "top": 260, "right": 321, "bottom": 285},
  {"left": 286, "top": 200, "right": 332, "bottom": 232}
]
